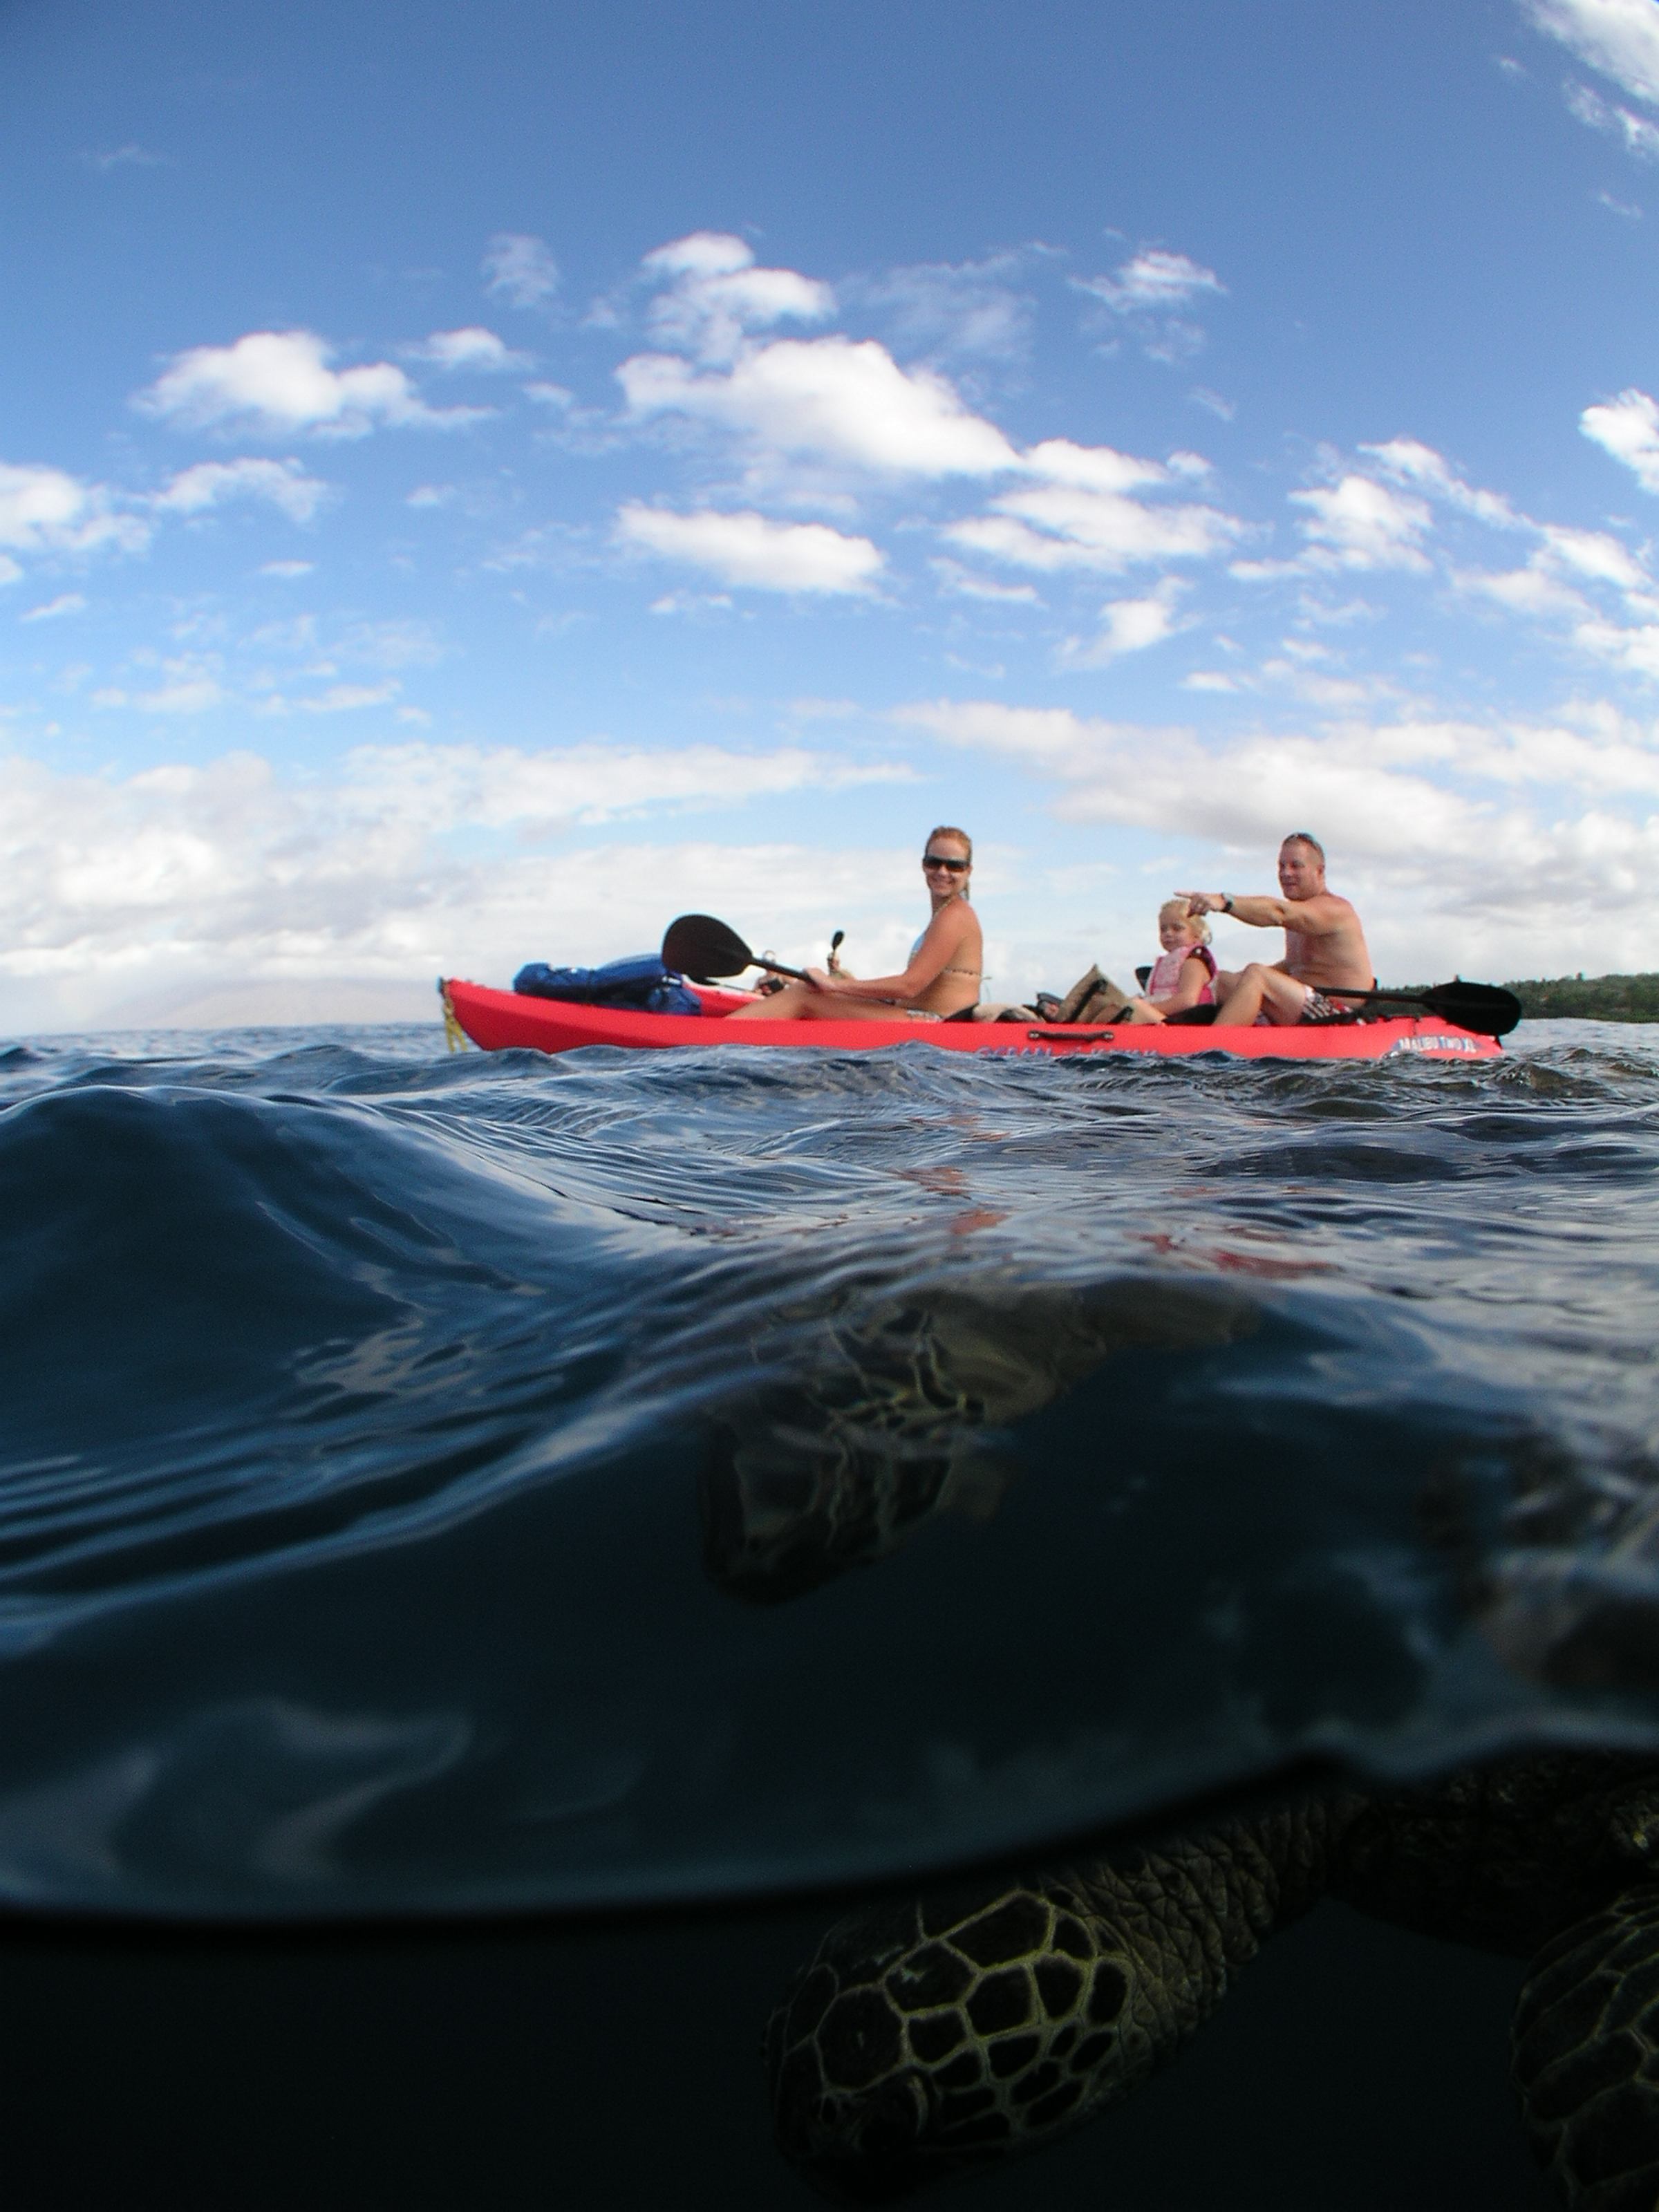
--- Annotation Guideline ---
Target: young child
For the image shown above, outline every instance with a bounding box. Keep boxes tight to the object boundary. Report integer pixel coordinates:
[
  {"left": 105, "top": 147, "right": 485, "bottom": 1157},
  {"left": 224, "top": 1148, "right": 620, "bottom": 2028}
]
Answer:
[{"left": 1123, "top": 899, "right": 1218, "bottom": 1022}]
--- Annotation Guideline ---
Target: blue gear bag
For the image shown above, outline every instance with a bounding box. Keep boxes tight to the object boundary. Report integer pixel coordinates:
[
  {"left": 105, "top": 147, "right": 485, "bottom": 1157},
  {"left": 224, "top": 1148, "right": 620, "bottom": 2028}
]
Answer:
[{"left": 512, "top": 953, "right": 702, "bottom": 1015}]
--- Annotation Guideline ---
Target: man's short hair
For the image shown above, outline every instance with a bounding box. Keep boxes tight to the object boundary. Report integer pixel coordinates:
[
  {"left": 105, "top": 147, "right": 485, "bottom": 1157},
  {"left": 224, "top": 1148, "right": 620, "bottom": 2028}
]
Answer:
[{"left": 1282, "top": 831, "right": 1325, "bottom": 863}]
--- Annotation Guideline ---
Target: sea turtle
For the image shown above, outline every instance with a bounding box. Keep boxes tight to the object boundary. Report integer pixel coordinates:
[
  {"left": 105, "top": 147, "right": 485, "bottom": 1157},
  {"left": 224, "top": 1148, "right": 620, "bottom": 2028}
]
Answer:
[
  {"left": 766, "top": 1751, "right": 1659, "bottom": 2208},
  {"left": 702, "top": 1273, "right": 1255, "bottom": 1600}
]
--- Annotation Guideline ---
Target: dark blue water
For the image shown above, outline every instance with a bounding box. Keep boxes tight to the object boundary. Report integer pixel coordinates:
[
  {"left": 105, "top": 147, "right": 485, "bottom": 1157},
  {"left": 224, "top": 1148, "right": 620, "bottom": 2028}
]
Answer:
[{"left": 1, "top": 1016, "right": 1656, "bottom": 1922}]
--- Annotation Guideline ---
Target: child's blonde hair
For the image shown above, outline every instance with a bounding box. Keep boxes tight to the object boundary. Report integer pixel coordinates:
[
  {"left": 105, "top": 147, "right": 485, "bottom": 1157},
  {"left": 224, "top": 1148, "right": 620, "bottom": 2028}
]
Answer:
[{"left": 1159, "top": 897, "right": 1210, "bottom": 944}]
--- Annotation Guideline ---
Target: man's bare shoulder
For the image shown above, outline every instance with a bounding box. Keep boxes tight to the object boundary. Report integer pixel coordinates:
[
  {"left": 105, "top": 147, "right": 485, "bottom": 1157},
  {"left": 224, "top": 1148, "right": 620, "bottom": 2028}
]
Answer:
[{"left": 1286, "top": 890, "right": 1360, "bottom": 932}]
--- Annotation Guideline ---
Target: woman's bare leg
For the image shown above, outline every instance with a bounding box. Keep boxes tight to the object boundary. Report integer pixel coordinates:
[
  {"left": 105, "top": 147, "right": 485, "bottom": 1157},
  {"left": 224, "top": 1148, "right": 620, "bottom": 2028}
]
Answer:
[{"left": 727, "top": 985, "right": 931, "bottom": 1023}]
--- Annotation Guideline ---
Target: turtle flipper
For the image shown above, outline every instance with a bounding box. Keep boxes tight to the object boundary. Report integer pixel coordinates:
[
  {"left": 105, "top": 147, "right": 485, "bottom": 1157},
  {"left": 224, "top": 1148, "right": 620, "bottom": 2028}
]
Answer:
[
  {"left": 1512, "top": 1886, "right": 1659, "bottom": 2210},
  {"left": 767, "top": 1812, "right": 1334, "bottom": 2200},
  {"left": 766, "top": 1870, "right": 1173, "bottom": 2201}
]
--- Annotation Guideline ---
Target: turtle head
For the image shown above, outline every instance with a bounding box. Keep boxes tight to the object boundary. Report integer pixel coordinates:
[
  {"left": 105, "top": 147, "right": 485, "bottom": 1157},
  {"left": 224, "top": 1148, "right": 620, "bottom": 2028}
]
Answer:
[{"left": 767, "top": 1876, "right": 1137, "bottom": 2200}]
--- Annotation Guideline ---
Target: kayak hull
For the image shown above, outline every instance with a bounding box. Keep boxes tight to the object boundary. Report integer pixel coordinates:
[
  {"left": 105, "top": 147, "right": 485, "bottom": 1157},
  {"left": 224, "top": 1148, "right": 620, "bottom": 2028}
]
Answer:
[{"left": 440, "top": 980, "right": 1503, "bottom": 1060}]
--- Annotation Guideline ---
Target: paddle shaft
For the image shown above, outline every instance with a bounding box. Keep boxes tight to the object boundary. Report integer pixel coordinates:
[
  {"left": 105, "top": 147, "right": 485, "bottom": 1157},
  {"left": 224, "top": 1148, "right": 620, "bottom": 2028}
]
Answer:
[
  {"left": 1338, "top": 983, "right": 1515, "bottom": 1023},
  {"left": 1248, "top": 978, "right": 1519, "bottom": 1035}
]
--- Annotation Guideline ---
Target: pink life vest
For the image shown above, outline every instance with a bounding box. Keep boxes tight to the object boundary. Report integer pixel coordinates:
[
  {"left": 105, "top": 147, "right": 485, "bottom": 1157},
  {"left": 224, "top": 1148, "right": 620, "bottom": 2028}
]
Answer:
[{"left": 1147, "top": 941, "right": 1217, "bottom": 1005}]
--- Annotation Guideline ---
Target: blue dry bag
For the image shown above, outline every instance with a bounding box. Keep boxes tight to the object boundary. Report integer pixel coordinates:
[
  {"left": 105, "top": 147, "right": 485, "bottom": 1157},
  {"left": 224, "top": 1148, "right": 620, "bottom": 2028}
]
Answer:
[{"left": 512, "top": 953, "right": 702, "bottom": 1015}]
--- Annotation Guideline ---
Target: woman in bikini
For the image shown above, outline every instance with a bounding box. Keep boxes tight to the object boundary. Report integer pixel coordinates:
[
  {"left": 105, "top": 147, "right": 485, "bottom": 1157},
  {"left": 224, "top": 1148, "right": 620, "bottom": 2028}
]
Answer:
[{"left": 728, "top": 827, "right": 983, "bottom": 1022}]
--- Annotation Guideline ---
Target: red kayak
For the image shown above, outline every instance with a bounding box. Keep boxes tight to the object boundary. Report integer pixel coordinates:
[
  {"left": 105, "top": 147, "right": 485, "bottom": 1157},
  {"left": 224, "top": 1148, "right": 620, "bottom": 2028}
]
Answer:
[{"left": 440, "top": 980, "right": 1502, "bottom": 1060}]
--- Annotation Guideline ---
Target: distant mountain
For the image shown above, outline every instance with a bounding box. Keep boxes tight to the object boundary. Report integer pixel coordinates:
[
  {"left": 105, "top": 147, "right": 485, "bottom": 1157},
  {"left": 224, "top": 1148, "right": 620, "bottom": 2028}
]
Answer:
[{"left": 1504, "top": 973, "right": 1659, "bottom": 1022}]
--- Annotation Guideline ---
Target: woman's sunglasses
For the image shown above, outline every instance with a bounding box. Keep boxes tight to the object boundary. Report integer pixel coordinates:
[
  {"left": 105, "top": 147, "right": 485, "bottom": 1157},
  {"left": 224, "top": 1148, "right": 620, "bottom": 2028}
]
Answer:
[{"left": 921, "top": 852, "right": 970, "bottom": 872}]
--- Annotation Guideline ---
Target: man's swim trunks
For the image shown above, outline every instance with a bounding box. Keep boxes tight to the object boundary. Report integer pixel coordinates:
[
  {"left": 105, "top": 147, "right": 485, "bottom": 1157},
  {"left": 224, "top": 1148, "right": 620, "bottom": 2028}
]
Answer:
[{"left": 1298, "top": 987, "right": 1356, "bottom": 1026}]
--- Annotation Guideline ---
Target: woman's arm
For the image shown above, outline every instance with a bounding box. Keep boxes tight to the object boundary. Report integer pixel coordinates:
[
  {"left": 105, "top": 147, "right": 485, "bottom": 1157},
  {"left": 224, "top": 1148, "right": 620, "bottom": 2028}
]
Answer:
[{"left": 806, "top": 907, "right": 971, "bottom": 1004}]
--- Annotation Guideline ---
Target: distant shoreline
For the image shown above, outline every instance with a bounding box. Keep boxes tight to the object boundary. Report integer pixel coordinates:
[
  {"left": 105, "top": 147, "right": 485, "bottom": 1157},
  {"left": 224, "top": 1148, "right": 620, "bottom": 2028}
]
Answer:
[{"left": 1499, "top": 973, "right": 1659, "bottom": 1024}]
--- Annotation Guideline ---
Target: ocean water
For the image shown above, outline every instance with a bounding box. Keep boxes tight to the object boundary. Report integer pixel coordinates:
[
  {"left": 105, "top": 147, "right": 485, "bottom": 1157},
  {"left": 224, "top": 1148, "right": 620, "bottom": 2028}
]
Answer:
[
  {"left": 1, "top": 1013, "right": 1654, "bottom": 2205},
  {"left": 0, "top": 1015, "right": 1656, "bottom": 1922}
]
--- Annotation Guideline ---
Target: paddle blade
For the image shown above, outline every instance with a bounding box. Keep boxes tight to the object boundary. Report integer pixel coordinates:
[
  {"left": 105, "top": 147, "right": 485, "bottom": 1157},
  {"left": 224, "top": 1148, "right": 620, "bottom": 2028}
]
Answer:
[
  {"left": 662, "top": 913, "right": 756, "bottom": 980},
  {"left": 1418, "top": 981, "right": 1524, "bottom": 1038}
]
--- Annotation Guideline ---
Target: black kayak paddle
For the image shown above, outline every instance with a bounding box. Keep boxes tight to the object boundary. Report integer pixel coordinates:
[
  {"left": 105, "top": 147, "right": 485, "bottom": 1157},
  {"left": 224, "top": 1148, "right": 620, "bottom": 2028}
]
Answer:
[
  {"left": 1335, "top": 981, "right": 1521, "bottom": 1036},
  {"left": 1165, "top": 980, "right": 1519, "bottom": 1036},
  {"left": 662, "top": 913, "right": 809, "bottom": 985}
]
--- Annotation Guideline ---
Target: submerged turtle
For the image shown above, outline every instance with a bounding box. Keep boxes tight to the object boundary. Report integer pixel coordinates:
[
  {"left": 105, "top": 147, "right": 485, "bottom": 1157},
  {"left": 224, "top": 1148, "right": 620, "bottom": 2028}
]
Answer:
[
  {"left": 767, "top": 1751, "right": 1659, "bottom": 2208},
  {"left": 702, "top": 1274, "right": 1255, "bottom": 1600}
]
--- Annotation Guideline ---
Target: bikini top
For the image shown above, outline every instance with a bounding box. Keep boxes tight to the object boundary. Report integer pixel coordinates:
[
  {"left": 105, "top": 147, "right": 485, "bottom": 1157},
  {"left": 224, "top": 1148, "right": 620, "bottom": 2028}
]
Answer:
[{"left": 910, "top": 928, "right": 982, "bottom": 981}]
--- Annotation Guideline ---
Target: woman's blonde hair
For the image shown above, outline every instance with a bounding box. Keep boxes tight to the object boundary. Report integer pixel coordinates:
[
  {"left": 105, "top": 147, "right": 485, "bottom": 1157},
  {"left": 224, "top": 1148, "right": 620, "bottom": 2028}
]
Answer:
[
  {"left": 925, "top": 825, "right": 973, "bottom": 897},
  {"left": 1160, "top": 896, "right": 1210, "bottom": 944}
]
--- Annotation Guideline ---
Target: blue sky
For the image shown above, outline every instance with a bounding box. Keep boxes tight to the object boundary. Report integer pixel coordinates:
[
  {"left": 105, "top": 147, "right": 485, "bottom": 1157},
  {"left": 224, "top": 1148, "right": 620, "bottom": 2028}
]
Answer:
[{"left": 6, "top": 0, "right": 1659, "bottom": 1026}]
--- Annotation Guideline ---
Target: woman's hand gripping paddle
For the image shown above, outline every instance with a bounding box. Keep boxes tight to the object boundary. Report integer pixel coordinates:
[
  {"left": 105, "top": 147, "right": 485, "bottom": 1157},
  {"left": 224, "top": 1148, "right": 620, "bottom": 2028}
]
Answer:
[{"left": 662, "top": 914, "right": 811, "bottom": 985}]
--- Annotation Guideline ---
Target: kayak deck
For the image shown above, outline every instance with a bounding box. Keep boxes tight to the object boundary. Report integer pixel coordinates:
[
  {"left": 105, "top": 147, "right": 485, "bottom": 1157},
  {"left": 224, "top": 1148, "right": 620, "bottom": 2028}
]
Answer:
[{"left": 440, "top": 980, "right": 1502, "bottom": 1060}]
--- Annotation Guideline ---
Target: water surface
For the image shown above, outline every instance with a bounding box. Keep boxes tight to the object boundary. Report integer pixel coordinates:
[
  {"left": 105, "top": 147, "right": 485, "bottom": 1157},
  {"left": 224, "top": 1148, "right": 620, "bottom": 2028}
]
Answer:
[{"left": 0, "top": 1015, "right": 1656, "bottom": 1919}]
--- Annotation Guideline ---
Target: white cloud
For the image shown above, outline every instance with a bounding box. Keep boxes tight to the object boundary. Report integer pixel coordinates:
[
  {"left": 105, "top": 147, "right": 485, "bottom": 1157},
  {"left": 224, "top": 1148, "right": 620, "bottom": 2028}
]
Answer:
[
  {"left": 0, "top": 462, "right": 146, "bottom": 558},
  {"left": 1524, "top": 0, "right": 1659, "bottom": 106},
  {"left": 619, "top": 335, "right": 1021, "bottom": 477},
  {"left": 0, "top": 742, "right": 918, "bottom": 1024},
  {"left": 82, "top": 144, "right": 167, "bottom": 171},
  {"left": 259, "top": 560, "right": 314, "bottom": 579},
  {"left": 134, "top": 330, "right": 489, "bottom": 438},
  {"left": 1064, "top": 579, "right": 1188, "bottom": 664},
  {"left": 893, "top": 693, "right": 1659, "bottom": 970},
  {"left": 20, "top": 594, "right": 86, "bottom": 623},
  {"left": 1075, "top": 248, "right": 1225, "bottom": 312},
  {"left": 1566, "top": 78, "right": 1659, "bottom": 153},
  {"left": 482, "top": 233, "right": 559, "bottom": 308},
  {"left": 95, "top": 666, "right": 225, "bottom": 714},
  {"left": 524, "top": 382, "right": 574, "bottom": 409},
  {"left": 856, "top": 254, "right": 1032, "bottom": 360},
  {"left": 640, "top": 232, "right": 834, "bottom": 362},
  {"left": 336, "top": 617, "right": 444, "bottom": 669},
  {"left": 1288, "top": 474, "right": 1435, "bottom": 571},
  {"left": 261, "top": 681, "right": 402, "bottom": 715},
  {"left": 1582, "top": 386, "right": 1659, "bottom": 489},
  {"left": 409, "top": 327, "right": 532, "bottom": 373},
  {"left": 643, "top": 232, "right": 756, "bottom": 279},
  {"left": 151, "top": 458, "right": 330, "bottom": 523},
  {"left": 1456, "top": 563, "right": 1591, "bottom": 619},
  {"left": 1022, "top": 439, "right": 1172, "bottom": 494},
  {"left": 1361, "top": 438, "right": 1523, "bottom": 528},
  {"left": 616, "top": 504, "right": 884, "bottom": 594},
  {"left": 1302, "top": 432, "right": 1659, "bottom": 669},
  {"left": 1542, "top": 523, "right": 1650, "bottom": 588},
  {"left": 1574, "top": 616, "right": 1659, "bottom": 673},
  {"left": 930, "top": 559, "right": 1040, "bottom": 603},
  {"left": 948, "top": 443, "right": 1241, "bottom": 575}
]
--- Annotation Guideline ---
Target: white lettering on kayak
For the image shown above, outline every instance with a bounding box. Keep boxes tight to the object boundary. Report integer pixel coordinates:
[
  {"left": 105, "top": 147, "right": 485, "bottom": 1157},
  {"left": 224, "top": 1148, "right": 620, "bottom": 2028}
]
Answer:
[{"left": 1387, "top": 1034, "right": 1483, "bottom": 1055}]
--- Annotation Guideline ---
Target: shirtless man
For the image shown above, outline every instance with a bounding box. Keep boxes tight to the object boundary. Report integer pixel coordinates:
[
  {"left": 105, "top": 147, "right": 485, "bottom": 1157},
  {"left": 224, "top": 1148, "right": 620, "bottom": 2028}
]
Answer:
[{"left": 1179, "top": 833, "right": 1373, "bottom": 1026}]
